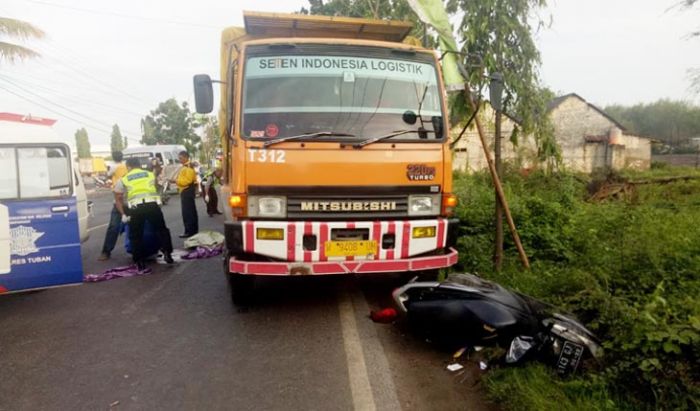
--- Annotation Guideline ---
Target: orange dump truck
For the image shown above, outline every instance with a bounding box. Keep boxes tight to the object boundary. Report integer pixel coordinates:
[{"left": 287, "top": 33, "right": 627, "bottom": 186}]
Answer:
[{"left": 193, "top": 11, "right": 458, "bottom": 303}]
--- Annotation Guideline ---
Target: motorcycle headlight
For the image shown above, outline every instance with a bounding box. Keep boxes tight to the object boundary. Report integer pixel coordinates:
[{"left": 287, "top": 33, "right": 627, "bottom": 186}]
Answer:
[
  {"left": 408, "top": 194, "right": 440, "bottom": 216},
  {"left": 248, "top": 196, "right": 286, "bottom": 218}
]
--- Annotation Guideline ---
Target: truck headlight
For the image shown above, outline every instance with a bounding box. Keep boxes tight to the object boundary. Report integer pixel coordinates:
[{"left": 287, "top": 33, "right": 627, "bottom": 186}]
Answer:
[
  {"left": 248, "top": 196, "right": 286, "bottom": 218},
  {"left": 408, "top": 195, "right": 440, "bottom": 216}
]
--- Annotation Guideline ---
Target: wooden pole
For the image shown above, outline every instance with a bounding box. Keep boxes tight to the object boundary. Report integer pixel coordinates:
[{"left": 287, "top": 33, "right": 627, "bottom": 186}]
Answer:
[
  {"left": 494, "top": 108, "right": 504, "bottom": 271},
  {"left": 464, "top": 88, "right": 530, "bottom": 270}
]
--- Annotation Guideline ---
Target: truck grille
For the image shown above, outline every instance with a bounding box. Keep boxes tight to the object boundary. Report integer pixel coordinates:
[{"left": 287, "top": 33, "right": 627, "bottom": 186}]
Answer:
[
  {"left": 287, "top": 195, "right": 408, "bottom": 219},
  {"left": 248, "top": 185, "right": 440, "bottom": 220}
]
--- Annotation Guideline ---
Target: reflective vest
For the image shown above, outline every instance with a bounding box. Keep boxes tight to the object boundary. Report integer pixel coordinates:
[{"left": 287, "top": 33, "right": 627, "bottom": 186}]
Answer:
[
  {"left": 204, "top": 170, "right": 220, "bottom": 187},
  {"left": 121, "top": 168, "right": 161, "bottom": 207}
]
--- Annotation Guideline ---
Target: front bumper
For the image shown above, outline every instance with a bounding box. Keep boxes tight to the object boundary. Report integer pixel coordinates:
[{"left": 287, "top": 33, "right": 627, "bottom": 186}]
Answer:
[
  {"left": 225, "top": 218, "right": 459, "bottom": 276},
  {"left": 229, "top": 247, "right": 458, "bottom": 276}
]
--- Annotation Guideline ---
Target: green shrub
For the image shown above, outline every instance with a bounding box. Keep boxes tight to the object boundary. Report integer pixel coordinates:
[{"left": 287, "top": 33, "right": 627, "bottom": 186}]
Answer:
[{"left": 453, "top": 169, "right": 700, "bottom": 410}]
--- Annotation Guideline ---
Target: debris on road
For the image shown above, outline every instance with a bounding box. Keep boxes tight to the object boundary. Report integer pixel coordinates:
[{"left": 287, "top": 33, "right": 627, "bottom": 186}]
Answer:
[
  {"left": 183, "top": 230, "right": 224, "bottom": 248},
  {"left": 447, "top": 363, "right": 464, "bottom": 372},
  {"left": 369, "top": 307, "right": 398, "bottom": 323},
  {"left": 453, "top": 347, "right": 467, "bottom": 359},
  {"left": 391, "top": 273, "right": 602, "bottom": 376},
  {"left": 84, "top": 265, "right": 152, "bottom": 282},
  {"left": 180, "top": 244, "right": 223, "bottom": 260}
]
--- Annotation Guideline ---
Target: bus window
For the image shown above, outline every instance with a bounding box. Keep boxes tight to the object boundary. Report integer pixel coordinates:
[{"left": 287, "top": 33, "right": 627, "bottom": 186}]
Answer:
[
  {"left": 17, "top": 146, "right": 71, "bottom": 198},
  {"left": 0, "top": 148, "right": 18, "bottom": 199}
]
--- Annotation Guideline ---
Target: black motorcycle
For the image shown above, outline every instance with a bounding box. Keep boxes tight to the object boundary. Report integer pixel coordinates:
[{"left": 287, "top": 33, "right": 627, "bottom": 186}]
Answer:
[{"left": 392, "top": 273, "right": 601, "bottom": 375}]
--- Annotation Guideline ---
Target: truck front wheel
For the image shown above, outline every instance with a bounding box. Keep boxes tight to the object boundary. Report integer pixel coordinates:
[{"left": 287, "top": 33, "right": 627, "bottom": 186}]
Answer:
[{"left": 228, "top": 273, "right": 254, "bottom": 306}]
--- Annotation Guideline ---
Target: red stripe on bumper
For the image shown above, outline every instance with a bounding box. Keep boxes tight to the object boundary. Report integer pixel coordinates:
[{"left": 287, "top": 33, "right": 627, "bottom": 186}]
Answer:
[
  {"left": 287, "top": 223, "right": 296, "bottom": 262},
  {"left": 437, "top": 219, "right": 446, "bottom": 248},
  {"left": 401, "top": 222, "right": 411, "bottom": 259},
  {"left": 244, "top": 222, "right": 254, "bottom": 253},
  {"left": 320, "top": 222, "right": 328, "bottom": 261}
]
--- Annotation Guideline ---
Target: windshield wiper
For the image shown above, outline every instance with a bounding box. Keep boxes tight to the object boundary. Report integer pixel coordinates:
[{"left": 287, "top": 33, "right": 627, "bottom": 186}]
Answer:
[
  {"left": 353, "top": 129, "right": 435, "bottom": 149},
  {"left": 263, "top": 131, "right": 356, "bottom": 147}
]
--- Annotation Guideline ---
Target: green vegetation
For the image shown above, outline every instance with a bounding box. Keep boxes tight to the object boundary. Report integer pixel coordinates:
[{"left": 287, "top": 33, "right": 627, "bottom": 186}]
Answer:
[
  {"left": 452, "top": 167, "right": 700, "bottom": 410},
  {"left": 110, "top": 124, "right": 124, "bottom": 153},
  {"left": 74, "top": 127, "right": 91, "bottom": 159},
  {"left": 140, "top": 98, "right": 201, "bottom": 154},
  {"left": 605, "top": 100, "right": 700, "bottom": 152},
  {"left": 0, "top": 16, "right": 44, "bottom": 62}
]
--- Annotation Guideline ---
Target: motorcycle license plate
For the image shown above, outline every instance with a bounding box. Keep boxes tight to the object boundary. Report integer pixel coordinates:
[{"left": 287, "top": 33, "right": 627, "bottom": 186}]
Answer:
[
  {"left": 325, "top": 240, "right": 377, "bottom": 257},
  {"left": 556, "top": 341, "right": 585, "bottom": 376}
]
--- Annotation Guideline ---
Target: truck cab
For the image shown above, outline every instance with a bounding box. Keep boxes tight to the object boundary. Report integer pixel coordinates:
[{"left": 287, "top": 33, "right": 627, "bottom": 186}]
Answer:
[{"left": 194, "top": 12, "right": 459, "bottom": 303}]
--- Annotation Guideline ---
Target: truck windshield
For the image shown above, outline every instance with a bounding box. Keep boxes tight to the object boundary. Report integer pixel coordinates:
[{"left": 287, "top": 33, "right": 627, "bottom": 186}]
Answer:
[{"left": 242, "top": 47, "right": 444, "bottom": 141}]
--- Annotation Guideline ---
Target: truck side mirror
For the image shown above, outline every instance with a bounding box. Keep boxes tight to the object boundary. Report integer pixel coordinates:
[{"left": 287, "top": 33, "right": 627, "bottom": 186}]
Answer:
[{"left": 193, "top": 74, "right": 214, "bottom": 114}]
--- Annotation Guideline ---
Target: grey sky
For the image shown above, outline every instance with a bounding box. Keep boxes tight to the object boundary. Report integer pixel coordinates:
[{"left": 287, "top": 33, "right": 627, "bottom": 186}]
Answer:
[{"left": 1, "top": 0, "right": 698, "bottom": 147}]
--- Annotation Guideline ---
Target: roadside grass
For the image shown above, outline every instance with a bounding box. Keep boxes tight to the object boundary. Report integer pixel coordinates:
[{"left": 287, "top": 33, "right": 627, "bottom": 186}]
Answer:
[
  {"left": 452, "top": 166, "right": 700, "bottom": 410},
  {"left": 484, "top": 364, "right": 624, "bottom": 411}
]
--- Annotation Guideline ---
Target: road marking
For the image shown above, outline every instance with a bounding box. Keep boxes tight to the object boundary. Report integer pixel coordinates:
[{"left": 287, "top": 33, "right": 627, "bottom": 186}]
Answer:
[
  {"left": 348, "top": 292, "right": 402, "bottom": 411},
  {"left": 339, "top": 293, "right": 377, "bottom": 411},
  {"left": 88, "top": 223, "right": 109, "bottom": 232}
]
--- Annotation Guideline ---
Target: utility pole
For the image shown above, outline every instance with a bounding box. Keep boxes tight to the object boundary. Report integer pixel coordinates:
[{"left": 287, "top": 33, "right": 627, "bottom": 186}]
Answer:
[{"left": 489, "top": 73, "right": 504, "bottom": 271}]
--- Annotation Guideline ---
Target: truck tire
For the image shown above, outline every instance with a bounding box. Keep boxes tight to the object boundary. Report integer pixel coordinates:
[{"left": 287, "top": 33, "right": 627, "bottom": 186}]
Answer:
[{"left": 228, "top": 273, "right": 254, "bottom": 306}]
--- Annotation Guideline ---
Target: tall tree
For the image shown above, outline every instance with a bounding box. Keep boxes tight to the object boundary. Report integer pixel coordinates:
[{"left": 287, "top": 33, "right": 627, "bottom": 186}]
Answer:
[
  {"left": 674, "top": 0, "right": 700, "bottom": 93},
  {"left": 197, "top": 116, "right": 220, "bottom": 166},
  {"left": 0, "top": 17, "right": 44, "bottom": 62},
  {"left": 74, "top": 128, "right": 91, "bottom": 159},
  {"left": 140, "top": 98, "right": 201, "bottom": 154},
  {"left": 301, "top": 0, "right": 558, "bottom": 165},
  {"left": 110, "top": 124, "right": 124, "bottom": 153},
  {"left": 300, "top": 0, "right": 432, "bottom": 45},
  {"left": 605, "top": 99, "right": 700, "bottom": 149},
  {"left": 447, "top": 0, "right": 558, "bottom": 164}
]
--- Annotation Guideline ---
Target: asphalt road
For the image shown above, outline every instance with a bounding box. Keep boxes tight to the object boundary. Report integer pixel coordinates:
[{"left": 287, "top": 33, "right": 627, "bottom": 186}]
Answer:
[{"left": 0, "top": 190, "right": 496, "bottom": 411}]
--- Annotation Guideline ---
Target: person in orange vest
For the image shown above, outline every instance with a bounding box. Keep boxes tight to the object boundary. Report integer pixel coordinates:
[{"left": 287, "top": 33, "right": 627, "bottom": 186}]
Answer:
[
  {"left": 98, "top": 150, "right": 128, "bottom": 261},
  {"left": 173, "top": 150, "right": 199, "bottom": 238}
]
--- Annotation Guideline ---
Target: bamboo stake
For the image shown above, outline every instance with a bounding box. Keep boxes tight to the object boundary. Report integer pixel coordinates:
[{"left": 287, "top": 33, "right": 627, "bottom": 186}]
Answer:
[{"left": 464, "top": 88, "right": 530, "bottom": 269}]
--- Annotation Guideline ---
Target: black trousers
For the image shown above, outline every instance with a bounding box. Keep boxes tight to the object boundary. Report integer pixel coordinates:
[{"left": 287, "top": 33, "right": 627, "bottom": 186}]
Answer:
[
  {"left": 180, "top": 185, "right": 199, "bottom": 236},
  {"left": 201, "top": 183, "right": 220, "bottom": 216},
  {"left": 128, "top": 202, "right": 173, "bottom": 263}
]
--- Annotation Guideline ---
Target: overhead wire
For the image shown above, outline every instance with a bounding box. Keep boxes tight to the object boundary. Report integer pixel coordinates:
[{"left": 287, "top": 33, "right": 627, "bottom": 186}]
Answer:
[
  {"left": 0, "top": 78, "right": 141, "bottom": 141},
  {"left": 40, "top": 37, "right": 147, "bottom": 101},
  {"left": 0, "top": 73, "right": 144, "bottom": 117},
  {"left": 24, "top": 0, "right": 220, "bottom": 30},
  {"left": 0, "top": 84, "right": 113, "bottom": 135},
  {"left": 0, "top": 76, "right": 138, "bottom": 133},
  {"left": 31, "top": 42, "right": 148, "bottom": 104}
]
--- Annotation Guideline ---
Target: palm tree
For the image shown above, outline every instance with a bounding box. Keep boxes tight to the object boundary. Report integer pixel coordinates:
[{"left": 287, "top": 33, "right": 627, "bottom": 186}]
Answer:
[{"left": 0, "top": 17, "right": 45, "bottom": 62}]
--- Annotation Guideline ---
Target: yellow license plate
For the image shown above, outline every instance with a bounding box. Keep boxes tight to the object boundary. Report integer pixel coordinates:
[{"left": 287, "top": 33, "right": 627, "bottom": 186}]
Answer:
[{"left": 325, "top": 240, "right": 377, "bottom": 257}]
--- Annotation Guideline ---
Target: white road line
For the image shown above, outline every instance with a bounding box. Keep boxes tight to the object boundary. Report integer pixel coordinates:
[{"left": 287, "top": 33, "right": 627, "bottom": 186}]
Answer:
[
  {"left": 339, "top": 293, "right": 378, "bottom": 411},
  {"left": 349, "top": 292, "right": 402, "bottom": 411},
  {"left": 88, "top": 223, "right": 109, "bottom": 232}
]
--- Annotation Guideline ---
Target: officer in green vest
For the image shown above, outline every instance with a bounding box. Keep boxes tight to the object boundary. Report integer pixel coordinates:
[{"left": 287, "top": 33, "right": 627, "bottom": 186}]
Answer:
[
  {"left": 201, "top": 167, "right": 223, "bottom": 217},
  {"left": 115, "top": 158, "right": 174, "bottom": 272}
]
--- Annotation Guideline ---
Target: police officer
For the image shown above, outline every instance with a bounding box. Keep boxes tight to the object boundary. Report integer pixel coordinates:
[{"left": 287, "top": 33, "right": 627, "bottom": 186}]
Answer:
[
  {"left": 115, "top": 158, "right": 174, "bottom": 272},
  {"left": 201, "top": 167, "right": 223, "bottom": 217}
]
